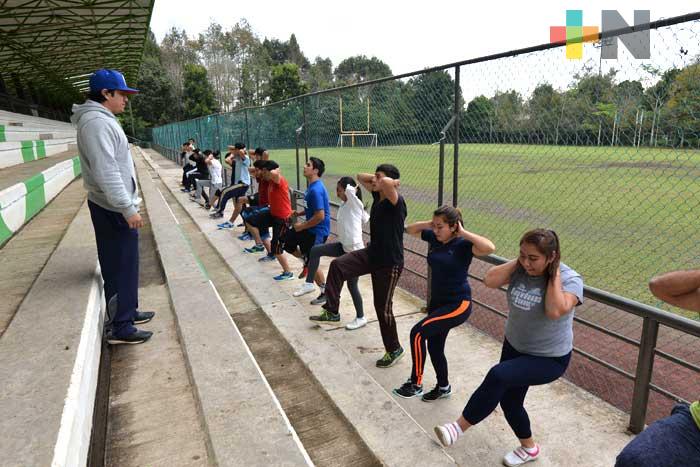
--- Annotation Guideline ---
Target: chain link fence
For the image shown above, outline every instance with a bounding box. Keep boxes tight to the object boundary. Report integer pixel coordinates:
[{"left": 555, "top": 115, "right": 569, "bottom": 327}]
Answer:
[{"left": 152, "top": 13, "right": 700, "bottom": 428}]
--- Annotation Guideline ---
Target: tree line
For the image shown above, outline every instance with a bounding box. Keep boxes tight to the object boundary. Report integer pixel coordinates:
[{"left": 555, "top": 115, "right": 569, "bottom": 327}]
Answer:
[{"left": 136, "top": 19, "right": 700, "bottom": 150}]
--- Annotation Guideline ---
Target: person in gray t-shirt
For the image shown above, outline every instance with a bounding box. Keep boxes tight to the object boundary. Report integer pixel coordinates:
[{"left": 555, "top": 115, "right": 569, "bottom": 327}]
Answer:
[{"left": 434, "top": 229, "right": 583, "bottom": 467}]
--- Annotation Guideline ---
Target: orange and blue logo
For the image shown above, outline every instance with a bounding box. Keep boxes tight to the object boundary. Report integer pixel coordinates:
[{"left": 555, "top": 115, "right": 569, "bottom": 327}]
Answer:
[{"left": 550, "top": 10, "right": 600, "bottom": 59}]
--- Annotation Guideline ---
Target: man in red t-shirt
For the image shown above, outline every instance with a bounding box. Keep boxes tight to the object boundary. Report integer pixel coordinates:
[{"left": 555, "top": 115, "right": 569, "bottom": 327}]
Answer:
[
  {"left": 245, "top": 160, "right": 295, "bottom": 280},
  {"left": 241, "top": 160, "right": 273, "bottom": 254}
]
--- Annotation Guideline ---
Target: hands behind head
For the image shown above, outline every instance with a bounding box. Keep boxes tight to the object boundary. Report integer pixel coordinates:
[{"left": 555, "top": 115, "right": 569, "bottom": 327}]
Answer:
[{"left": 547, "top": 251, "right": 560, "bottom": 279}]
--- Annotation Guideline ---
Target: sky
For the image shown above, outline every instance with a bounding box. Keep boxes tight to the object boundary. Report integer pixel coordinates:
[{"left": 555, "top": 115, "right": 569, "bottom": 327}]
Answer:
[
  {"left": 150, "top": 1, "right": 698, "bottom": 74},
  {"left": 150, "top": 1, "right": 700, "bottom": 102}
]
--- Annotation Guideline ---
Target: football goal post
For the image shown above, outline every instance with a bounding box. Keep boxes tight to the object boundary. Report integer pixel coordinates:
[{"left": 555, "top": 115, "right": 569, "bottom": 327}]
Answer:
[
  {"left": 337, "top": 95, "right": 378, "bottom": 147},
  {"left": 337, "top": 132, "right": 378, "bottom": 147}
]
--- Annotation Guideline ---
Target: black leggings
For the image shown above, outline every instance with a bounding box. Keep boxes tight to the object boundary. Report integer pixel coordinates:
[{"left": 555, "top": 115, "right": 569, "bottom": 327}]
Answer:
[
  {"left": 410, "top": 299, "right": 471, "bottom": 387},
  {"left": 462, "top": 339, "right": 571, "bottom": 439}
]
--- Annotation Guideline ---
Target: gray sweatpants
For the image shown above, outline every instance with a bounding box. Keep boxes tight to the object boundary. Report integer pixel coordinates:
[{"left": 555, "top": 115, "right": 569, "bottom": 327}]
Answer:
[
  {"left": 195, "top": 179, "right": 222, "bottom": 203},
  {"left": 307, "top": 242, "right": 364, "bottom": 318}
]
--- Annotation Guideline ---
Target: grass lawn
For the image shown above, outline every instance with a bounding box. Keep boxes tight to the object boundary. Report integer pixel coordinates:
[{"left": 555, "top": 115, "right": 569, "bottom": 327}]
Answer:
[{"left": 269, "top": 143, "right": 700, "bottom": 319}]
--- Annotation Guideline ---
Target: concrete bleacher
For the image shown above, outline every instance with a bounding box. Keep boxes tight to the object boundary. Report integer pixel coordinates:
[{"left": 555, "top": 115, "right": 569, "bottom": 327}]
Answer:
[
  {"left": 0, "top": 109, "right": 74, "bottom": 129},
  {"left": 0, "top": 111, "right": 77, "bottom": 167},
  {"left": 141, "top": 147, "right": 636, "bottom": 467},
  {"left": 0, "top": 110, "right": 75, "bottom": 142},
  {"left": 0, "top": 111, "right": 80, "bottom": 246},
  {"left": 0, "top": 139, "right": 76, "bottom": 169},
  {"left": 0, "top": 111, "right": 77, "bottom": 180},
  {"left": 0, "top": 144, "right": 313, "bottom": 466},
  {"left": 0, "top": 202, "right": 104, "bottom": 467},
  {"left": 0, "top": 139, "right": 641, "bottom": 466},
  {"left": 0, "top": 154, "right": 81, "bottom": 246},
  {"left": 132, "top": 153, "right": 313, "bottom": 465}
]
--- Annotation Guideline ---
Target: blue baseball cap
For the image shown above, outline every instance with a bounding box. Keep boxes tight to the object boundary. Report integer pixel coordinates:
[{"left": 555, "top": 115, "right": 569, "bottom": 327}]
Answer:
[{"left": 89, "top": 69, "right": 139, "bottom": 94}]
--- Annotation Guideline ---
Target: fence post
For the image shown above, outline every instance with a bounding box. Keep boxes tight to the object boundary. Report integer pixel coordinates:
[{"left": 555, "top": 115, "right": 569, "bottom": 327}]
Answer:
[
  {"left": 244, "top": 108, "right": 251, "bottom": 151},
  {"left": 303, "top": 98, "right": 309, "bottom": 188},
  {"left": 295, "top": 124, "right": 303, "bottom": 191},
  {"left": 452, "top": 66, "right": 461, "bottom": 207},
  {"left": 214, "top": 114, "right": 221, "bottom": 152},
  {"left": 438, "top": 139, "right": 445, "bottom": 207},
  {"left": 629, "top": 317, "right": 660, "bottom": 434}
]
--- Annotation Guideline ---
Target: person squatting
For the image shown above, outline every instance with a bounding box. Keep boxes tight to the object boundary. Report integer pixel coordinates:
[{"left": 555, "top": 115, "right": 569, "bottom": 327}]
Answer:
[{"left": 177, "top": 144, "right": 697, "bottom": 467}]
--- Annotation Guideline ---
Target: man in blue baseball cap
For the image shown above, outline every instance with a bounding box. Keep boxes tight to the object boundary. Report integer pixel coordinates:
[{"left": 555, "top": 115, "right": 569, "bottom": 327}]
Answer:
[{"left": 71, "top": 69, "right": 154, "bottom": 345}]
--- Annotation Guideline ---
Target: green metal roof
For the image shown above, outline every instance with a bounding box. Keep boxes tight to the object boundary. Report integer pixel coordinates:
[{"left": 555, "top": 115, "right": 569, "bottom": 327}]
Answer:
[{"left": 0, "top": 0, "right": 154, "bottom": 99}]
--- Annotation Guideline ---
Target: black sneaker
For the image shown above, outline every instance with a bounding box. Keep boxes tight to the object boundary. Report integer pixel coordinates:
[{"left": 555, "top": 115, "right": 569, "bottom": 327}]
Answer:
[
  {"left": 310, "top": 293, "right": 326, "bottom": 306},
  {"left": 422, "top": 385, "right": 452, "bottom": 402},
  {"left": 134, "top": 311, "right": 155, "bottom": 324},
  {"left": 376, "top": 347, "right": 405, "bottom": 368},
  {"left": 209, "top": 211, "right": 223, "bottom": 219},
  {"left": 393, "top": 380, "right": 423, "bottom": 398},
  {"left": 107, "top": 329, "right": 153, "bottom": 345}
]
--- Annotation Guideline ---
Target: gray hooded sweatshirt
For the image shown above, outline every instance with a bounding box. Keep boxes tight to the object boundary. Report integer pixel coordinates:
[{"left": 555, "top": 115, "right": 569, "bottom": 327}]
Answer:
[{"left": 70, "top": 100, "right": 140, "bottom": 219}]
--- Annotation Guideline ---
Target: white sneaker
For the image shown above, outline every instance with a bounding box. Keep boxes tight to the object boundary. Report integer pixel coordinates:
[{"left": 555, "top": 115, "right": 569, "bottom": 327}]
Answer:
[
  {"left": 293, "top": 282, "right": 316, "bottom": 297},
  {"left": 503, "top": 445, "right": 540, "bottom": 467},
  {"left": 345, "top": 317, "right": 367, "bottom": 330}
]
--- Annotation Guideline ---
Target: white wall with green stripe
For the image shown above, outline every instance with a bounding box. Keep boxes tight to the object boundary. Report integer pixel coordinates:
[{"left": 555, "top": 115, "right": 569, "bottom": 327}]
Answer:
[
  {"left": 0, "top": 157, "right": 82, "bottom": 245},
  {"left": 0, "top": 139, "right": 75, "bottom": 169}
]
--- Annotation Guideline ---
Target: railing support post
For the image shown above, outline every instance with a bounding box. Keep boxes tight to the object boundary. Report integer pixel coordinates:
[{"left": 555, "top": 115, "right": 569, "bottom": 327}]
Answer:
[
  {"left": 629, "top": 317, "right": 659, "bottom": 434},
  {"left": 452, "top": 66, "right": 461, "bottom": 207}
]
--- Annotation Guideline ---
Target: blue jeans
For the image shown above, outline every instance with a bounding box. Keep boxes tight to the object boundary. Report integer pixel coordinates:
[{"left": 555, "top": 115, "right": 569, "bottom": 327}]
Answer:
[
  {"left": 616, "top": 404, "right": 700, "bottom": 467},
  {"left": 88, "top": 201, "right": 138, "bottom": 338},
  {"left": 462, "top": 339, "right": 571, "bottom": 439}
]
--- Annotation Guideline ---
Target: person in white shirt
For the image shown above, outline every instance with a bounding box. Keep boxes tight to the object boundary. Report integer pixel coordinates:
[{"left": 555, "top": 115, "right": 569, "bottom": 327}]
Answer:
[
  {"left": 293, "top": 176, "right": 369, "bottom": 330},
  {"left": 193, "top": 150, "right": 223, "bottom": 209}
]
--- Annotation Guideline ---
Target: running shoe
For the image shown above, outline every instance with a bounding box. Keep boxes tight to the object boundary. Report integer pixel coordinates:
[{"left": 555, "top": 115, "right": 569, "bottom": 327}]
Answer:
[
  {"left": 376, "top": 347, "right": 404, "bottom": 368},
  {"left": 273, "top": 271, "right": 294, "bottom": 281},
  {"left": 393, "top": 380, "right": 423, "bottom": 398},
  {"left": 345, "top": 316, "right": 367, "bottom": 330},
  {"left": 244, "top": 244, "right": 265, "bottom": 253},
  {"left": 310, "top": 293, "right": 327, "bottom": 306},
  {"left": 422, "top": 385, "right": 452, "bottom": 402},
  {"left": 503, "top": 445, "right": 540, "bottom": 467},
  {"left": 309, "top": 310, "right": 340, "bottom": 322}
]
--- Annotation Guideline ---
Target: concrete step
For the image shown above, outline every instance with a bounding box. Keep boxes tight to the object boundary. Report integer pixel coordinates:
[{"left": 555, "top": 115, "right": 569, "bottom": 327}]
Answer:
[
  {"left": 133, "top": 151, "right": 313, "bottom": 466},
  {"left": 104, "top": 190, "right": 211, "bottom": 467},
  {"left": 0, "top": 110, "right": 73, "bottom": 129},
  {"left": 142, "top": 147, "right": 636, "bottom": 467},
  {"left": 0, "top": 202, "right": 104, "bottom": 467},
  {"left": 0, "top": 138, "right": 76, "bottom": 169},
  {"left": 0, "top": 179, "right": 86, "bottom": 337},
  {"left": 138, "top": 148, "right": 457, "bottom": 466},
  {"left": 0, "top": 124, "right": 76, "bottom": 142},
  {"left": 0, "top": 152, "right": 81, "bottom": 246}
]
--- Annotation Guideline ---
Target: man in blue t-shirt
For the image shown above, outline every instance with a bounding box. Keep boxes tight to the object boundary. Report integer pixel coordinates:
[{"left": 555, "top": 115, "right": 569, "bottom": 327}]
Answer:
[{"left": 284, "top": 157, "right": 330, "bottom": 280}]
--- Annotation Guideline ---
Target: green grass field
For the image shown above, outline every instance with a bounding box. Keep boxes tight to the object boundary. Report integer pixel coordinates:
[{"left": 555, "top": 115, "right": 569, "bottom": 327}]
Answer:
[{"left": 269, "top": 143, "right": 700, "bottom": 319}]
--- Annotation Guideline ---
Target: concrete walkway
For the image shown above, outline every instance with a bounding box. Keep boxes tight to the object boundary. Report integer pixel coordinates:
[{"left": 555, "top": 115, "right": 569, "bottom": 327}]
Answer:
[
  {"left": 143, "top": 148, "right": 635, "bottom": 467},
  {"left": 104, "top": 193, "right": 210, "bottom": 467},
  {"left": 0, "top": 179, "right": 85, "bottom": 336}
]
